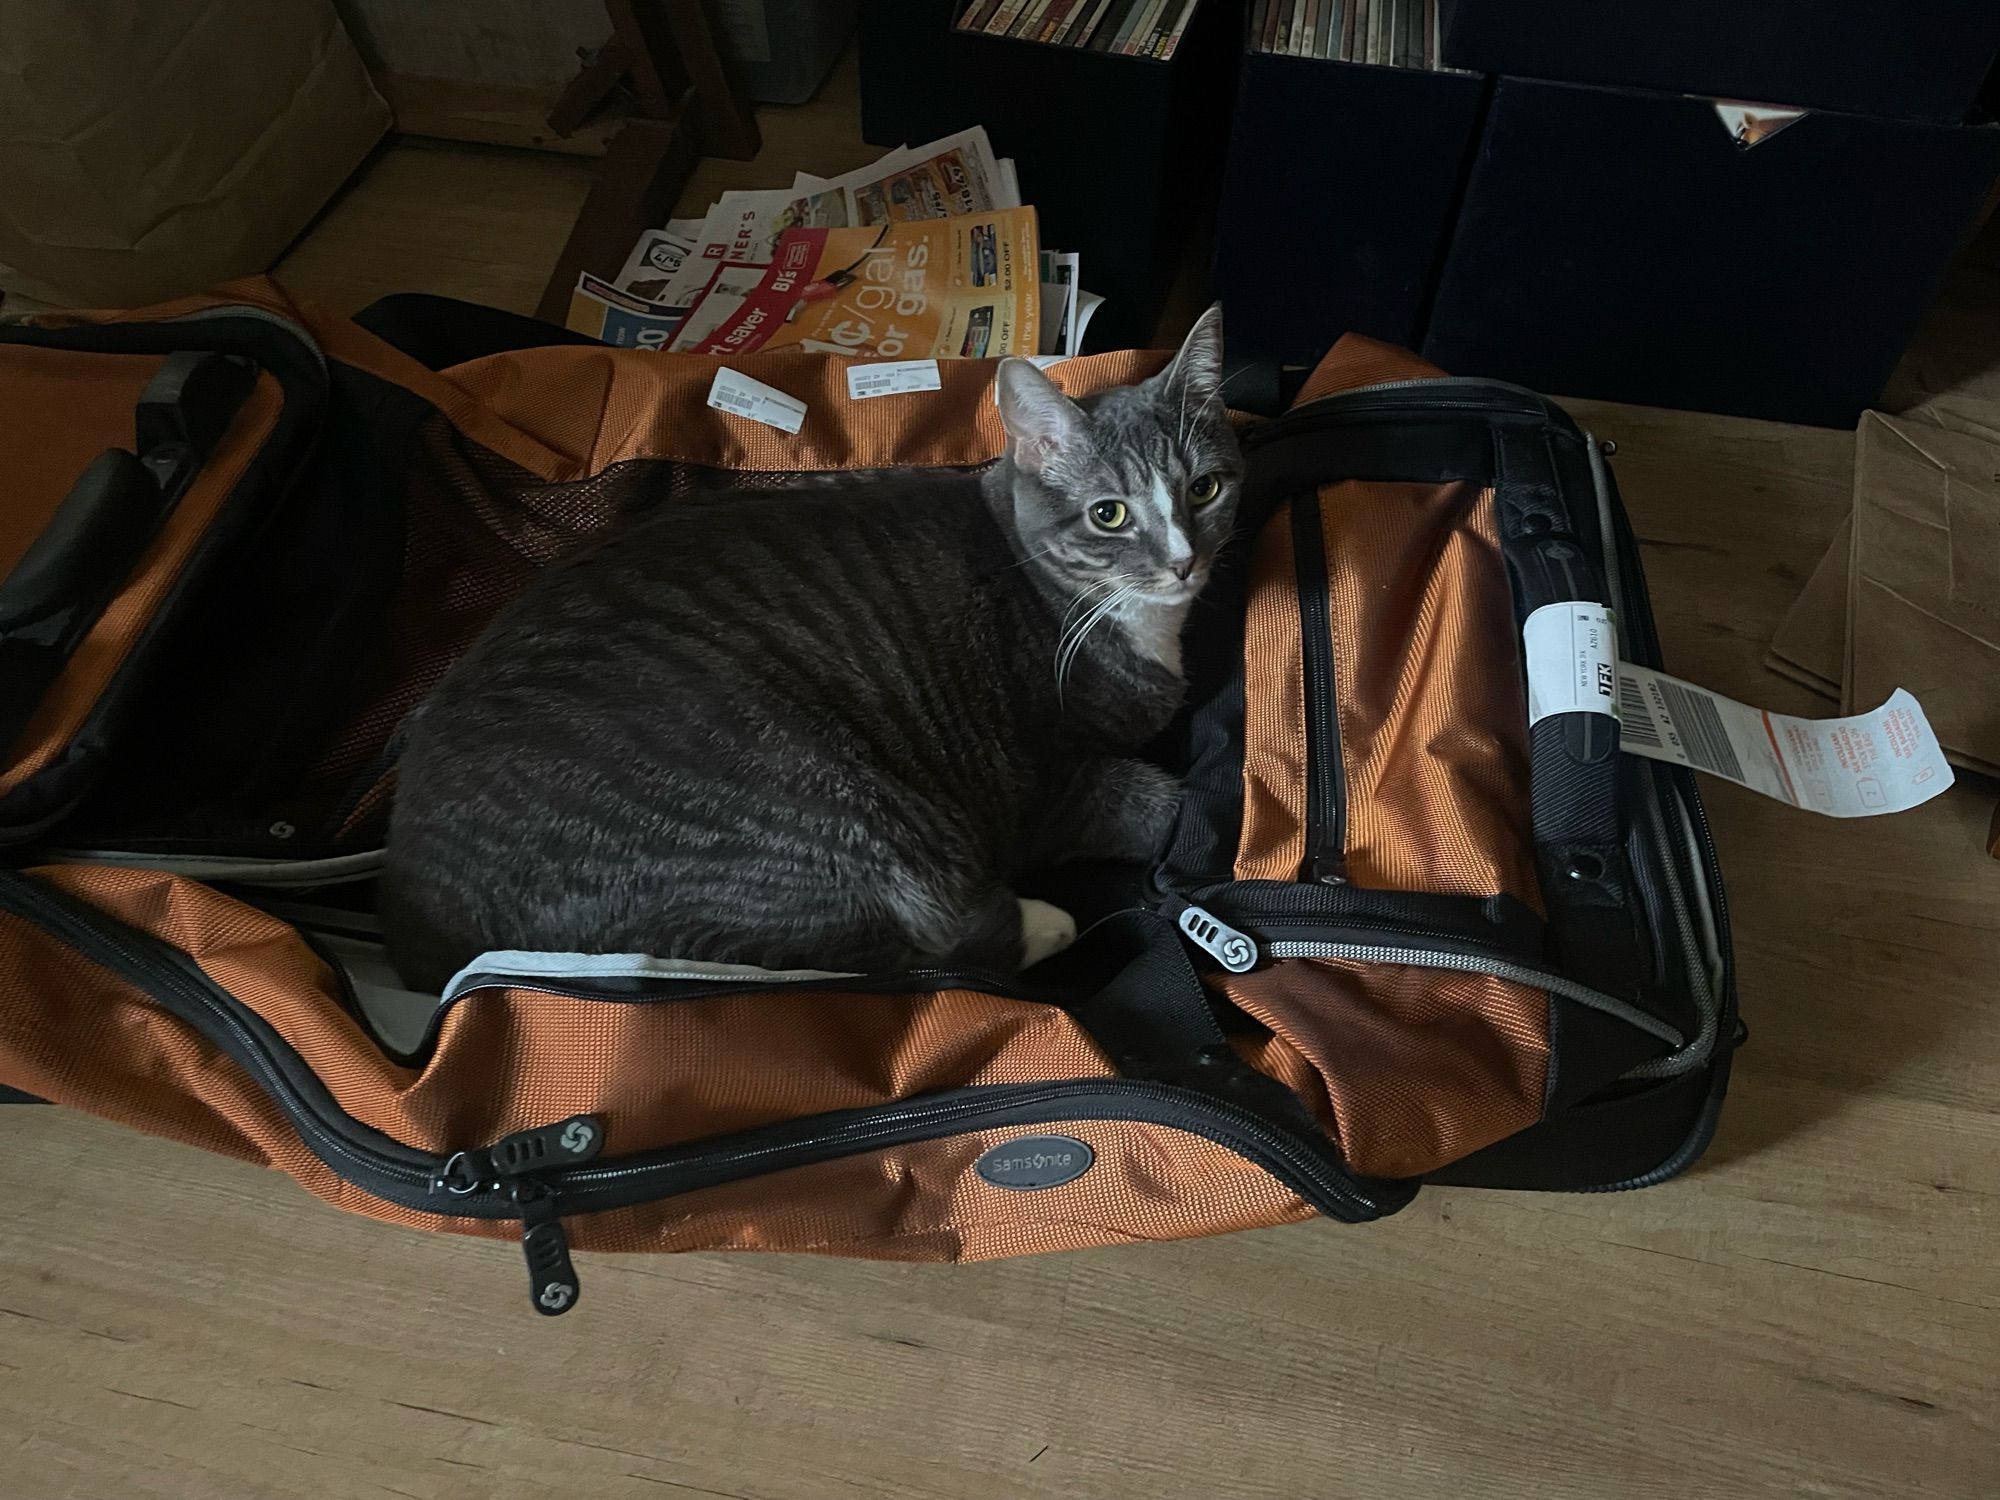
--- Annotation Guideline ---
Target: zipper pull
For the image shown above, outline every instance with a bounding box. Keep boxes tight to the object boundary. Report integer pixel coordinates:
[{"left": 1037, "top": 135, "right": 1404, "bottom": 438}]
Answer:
[
  {"left": 1310, "top": 854, "right": 1349, "bottom": 887},
  {"left": 1176, "top": 905, "right": 1259, "bottom": 973},
  {"left": 515, "top": 1180, "right": 581, "bottom": 1316},
  {"left": 431, "top": 1115, "right": 604, "bottom": 1317},
  {"left": 434, "top": 1114, "right": 607, "bottom": 1193},
  {"left": 487, "top": 1115, "right": 605, "bottom": 1177}
]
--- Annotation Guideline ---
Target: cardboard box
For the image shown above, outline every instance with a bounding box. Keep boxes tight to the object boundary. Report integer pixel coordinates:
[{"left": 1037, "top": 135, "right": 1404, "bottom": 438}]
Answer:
[{"left": 0, "top": 0, "right": 389, "bottom": 308}]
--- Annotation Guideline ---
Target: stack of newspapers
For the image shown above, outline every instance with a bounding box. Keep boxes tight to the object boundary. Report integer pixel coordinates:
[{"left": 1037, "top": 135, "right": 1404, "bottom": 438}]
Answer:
[{"left": 567, "top": 128, "right": 1101, "bottom": 364}]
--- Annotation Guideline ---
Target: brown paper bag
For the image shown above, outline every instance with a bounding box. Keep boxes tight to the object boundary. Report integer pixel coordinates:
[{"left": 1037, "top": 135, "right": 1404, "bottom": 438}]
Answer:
[
  {"left": 0, "top": 0, "right": 389, "bottom": 308},
  {"left": 1845, "top": 413, "right": 2000, "bottom": 780},
  {"left": 1768, "top": 413, "right": 2000, "bottom": 781},
  {"left": 1765, "top": 514, "right": 1850, "bottom": 703}
]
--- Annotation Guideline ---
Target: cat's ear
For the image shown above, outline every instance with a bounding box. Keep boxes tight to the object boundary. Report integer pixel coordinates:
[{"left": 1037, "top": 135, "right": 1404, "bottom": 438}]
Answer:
[
  {"left": 1161, "top": 303, "right": 1225, "bottom": 403},
  {"left": 996, "top": 357, "right": 1090, "bottom": 480}
]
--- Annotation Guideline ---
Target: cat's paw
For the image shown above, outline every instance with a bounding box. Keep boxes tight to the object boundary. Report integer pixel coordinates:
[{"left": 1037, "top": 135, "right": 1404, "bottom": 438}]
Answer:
[{"left": 1016, "top": 898, "right": 1078, "bottom": 968}]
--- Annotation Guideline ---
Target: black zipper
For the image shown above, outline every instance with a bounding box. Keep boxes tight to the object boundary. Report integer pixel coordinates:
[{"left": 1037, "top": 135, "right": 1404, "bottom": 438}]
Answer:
[
  {"left": 0, "top": 872, "right": 1408, "bottom": 1313},
  {"left": 1288, "top": 492, "right": 1348, "bottom": 885}
]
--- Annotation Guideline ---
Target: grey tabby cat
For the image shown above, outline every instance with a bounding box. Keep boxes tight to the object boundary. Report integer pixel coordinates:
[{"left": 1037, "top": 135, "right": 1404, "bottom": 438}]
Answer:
[{"left": 381, "top": 307, "right": 1241, "bottom": 990}]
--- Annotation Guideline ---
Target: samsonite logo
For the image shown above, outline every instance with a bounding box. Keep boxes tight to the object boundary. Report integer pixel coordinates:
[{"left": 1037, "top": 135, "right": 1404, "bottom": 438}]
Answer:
[{"left": 974, "top": 1135, "right": 1095, "bottom": 1191}]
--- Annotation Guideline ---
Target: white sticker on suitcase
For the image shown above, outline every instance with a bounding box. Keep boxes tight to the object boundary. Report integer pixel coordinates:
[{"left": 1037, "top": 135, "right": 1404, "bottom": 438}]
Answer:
[
  {"left": 706, "top": 368, "right": 807, "bottom": 434},
  {"left": 1523, "top": 601, "right": 1618, "bottom": 725},
  {"left": 846, "top": 359, "right": 942, "bottom": 400},
  {"left": 1614, "top": 664, "right": 1953, "bottom": 818}
]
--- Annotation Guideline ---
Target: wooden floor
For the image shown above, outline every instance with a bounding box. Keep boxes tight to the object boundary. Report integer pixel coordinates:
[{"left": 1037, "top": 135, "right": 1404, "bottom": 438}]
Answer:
[{"left": 6, "top": 55, "right": 2000, "bottom": 1500}]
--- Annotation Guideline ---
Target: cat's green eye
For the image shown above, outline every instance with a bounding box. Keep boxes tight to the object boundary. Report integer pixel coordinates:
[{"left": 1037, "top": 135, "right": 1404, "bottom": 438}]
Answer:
[
  {"left": 1188, "top": 473, "right": 1222, "bottom": 506},
  {"left": 1088, "top": 500, "right": 1131, "bottom": 532}
]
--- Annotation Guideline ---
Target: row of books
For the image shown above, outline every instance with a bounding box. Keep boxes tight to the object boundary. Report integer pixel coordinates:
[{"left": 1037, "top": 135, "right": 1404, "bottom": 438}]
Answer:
[
  {"left": 1250, "top": 0, "right": 1439, "bottom": 68},
  {"left": 953, "top": 0, "right": 1205, "bottom": 61}
]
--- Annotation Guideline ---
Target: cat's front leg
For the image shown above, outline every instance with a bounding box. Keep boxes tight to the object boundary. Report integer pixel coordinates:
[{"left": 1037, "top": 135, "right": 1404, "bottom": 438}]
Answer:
[{"left": 1028, "top": 756, "right": 1182, "bottom": 867}]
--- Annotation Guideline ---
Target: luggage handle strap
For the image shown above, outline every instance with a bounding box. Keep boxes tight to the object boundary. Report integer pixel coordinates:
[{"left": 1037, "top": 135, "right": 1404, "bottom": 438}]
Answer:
[
  {"left": 0, "top": 450, "right": 158, "bottom": 635},
  {"left": 0, "top": 351, "right": 255, "bottom": 637},
  {"left": 1491, "top": 427, "right": 1649, "bottom": 1014},
  {"left": 0, "top": 350, "right": 258, "bottom": 762}
]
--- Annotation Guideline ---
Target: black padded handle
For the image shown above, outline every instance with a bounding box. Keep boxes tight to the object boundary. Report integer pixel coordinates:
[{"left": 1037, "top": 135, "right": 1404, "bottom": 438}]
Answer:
[
  {"left": 134, "top": 350, "right": 257, "bottom": 486},
  {"left": 0, "top": 351, "right": 255, "bottom": 638},
  {"left": 0, "top": 448, "right": 157, "bottom": 634}
]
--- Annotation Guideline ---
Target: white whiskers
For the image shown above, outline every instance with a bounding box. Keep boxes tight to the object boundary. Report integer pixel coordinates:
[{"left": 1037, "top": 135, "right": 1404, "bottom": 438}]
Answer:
[
  {"left": 1060, "top": 574, "right": 1125, "bottom": 629},
  {"left": 998, "top": 542, "right": 1061, "bottom": 572},
  {"left": 1054, "top": 577, "right": 1141, "bottom": 706}
]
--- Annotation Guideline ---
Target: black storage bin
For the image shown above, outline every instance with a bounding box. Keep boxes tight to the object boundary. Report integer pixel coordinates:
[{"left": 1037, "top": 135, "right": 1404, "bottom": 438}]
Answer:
[
  {"left": 1439, "top": 0, "right": 2000, "bottom": 124},
  {"left": 1214, "top": 49, "right": 1485, "bottom": 364},
  {"left": 856, "top": 0, "right": 1242, "bottom": 350},
  {"left": 1423, "top": 78, "right": 2000, "bottom": 427},
  {"left": 857, "top": 0, "right": 955, "bottom": 148}
]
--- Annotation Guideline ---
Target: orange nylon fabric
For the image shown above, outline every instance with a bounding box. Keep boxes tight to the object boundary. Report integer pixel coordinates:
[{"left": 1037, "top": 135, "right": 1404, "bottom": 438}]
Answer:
[
  {"left": 1293, "top": 332, "right": 1447, "bottom": 404},
  {"left": 11, "top": 866, "right": 1119, "bottom": 1154},
  {"left": 1234, "top": 503, "right": 1308, "bottom": 882},
  {"left": 1218, "top": 959, "right": 1548, "bottom": 1179},
  {"left": 1323, "top": 481, "right": 1541, "bottom": 904},
  {"left": 7, "top": 280, "right": 1177, "bottom": 843},
  {"left": 34, "top": 276, "right": 1172, "bottom": 480},
  {"left": 1232, "top": 480, "right": 1540, "bottom": 907},
  {"left": 0, "top": 867, "right": 1315, "bottom": 1256},
  {"left": 1219, "top": 338, "right": 1552, "bottom": 1176}
]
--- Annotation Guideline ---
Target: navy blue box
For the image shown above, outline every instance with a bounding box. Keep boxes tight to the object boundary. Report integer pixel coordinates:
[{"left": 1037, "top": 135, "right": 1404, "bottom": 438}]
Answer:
[
  {"left": 1422, "top": 78, "right": 2000, "bottom": 427},
  {"left": 1440, "top": 0, "right": 2000, "bottom": 124},
  {"left": 1214, "top": 49, "right": 1486, "bottom": 364}
]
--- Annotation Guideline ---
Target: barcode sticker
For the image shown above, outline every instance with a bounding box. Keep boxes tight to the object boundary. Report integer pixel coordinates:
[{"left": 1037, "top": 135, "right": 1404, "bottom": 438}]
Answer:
[
  {"left": 706, "top": 368, "right": 807, "bottom": 434},
  {"left": 846, "top": 359, "right": 942, "bottom": 400},
  {"left": 1523, "top": 602, "right": 1618, "bottom": 725},
  {"left": 1615, "top": 662, "right": 1953, "bottom": 818}
]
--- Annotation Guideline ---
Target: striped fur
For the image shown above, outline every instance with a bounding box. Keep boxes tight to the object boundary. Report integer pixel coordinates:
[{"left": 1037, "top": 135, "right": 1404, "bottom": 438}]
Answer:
[{"left": 382, "top": 309, "right": 1239, "bottom": 988}]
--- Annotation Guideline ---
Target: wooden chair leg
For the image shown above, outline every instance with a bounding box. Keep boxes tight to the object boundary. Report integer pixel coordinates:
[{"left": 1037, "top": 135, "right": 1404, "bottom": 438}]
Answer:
[
  {"left": 547, "top": 40, "right": 635, "bottom": 138},
  {"left": 654, "top": 0, "right": 761, "bottom": 160},
  {"left": 535, "top": 0, "right": 761, "bottom": 323},
  {"left": 535, "top": 113, "right": 701, "bottom": 324}
]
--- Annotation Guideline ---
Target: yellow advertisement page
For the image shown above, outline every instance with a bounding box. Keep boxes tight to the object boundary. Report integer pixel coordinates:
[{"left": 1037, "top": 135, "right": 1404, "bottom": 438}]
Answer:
[{"left": 670, "top": 207, "right": 1040, "bottom": 360}]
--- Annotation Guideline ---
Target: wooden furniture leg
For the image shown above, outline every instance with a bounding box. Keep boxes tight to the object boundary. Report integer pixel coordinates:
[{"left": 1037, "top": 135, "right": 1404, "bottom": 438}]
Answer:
[
  {"left": 654, "top": 0, "right": 761, "bottom": 160},
  {"left": 535, "top": 114, "right": 701, "bottom": 323},
  {"left": 537, "top": 0, "right": 761, "bottom": 321}
]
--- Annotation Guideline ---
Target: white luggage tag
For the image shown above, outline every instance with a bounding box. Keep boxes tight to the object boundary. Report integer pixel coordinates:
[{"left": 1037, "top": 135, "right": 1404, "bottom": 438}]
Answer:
[{"left": 1524, "top": 602, "right": 1953, "bottom": 818}]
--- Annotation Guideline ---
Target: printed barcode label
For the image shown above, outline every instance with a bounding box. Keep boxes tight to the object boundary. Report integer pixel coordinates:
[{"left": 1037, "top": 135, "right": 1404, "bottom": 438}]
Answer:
[
  {"left": 1617, "top": 674, "right": 1662, "bottom": 749},
  {"left": 1615, "top": 662, "right": 1952, "bottom": 819},
  {"left": 846, "top": 359, "right": 942, "bottom": 400},
  {"left": 1651, "top": 678, "right": 1746, "bottom": 781},
  {"left": 705, "top": 368, "right": 806, "bottom": 434}
]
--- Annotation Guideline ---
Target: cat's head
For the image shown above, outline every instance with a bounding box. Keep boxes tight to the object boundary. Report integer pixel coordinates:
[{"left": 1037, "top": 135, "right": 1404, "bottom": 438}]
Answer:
[{"left": 993, "top": 305, "right": 1241, "bottom": 606}]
